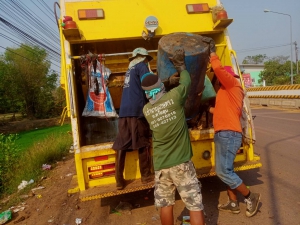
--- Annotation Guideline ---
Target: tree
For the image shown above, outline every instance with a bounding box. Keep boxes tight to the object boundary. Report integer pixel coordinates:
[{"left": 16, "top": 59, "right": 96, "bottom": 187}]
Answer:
[
  {"left": 1, "top": 44, "right": 60, "bottom": 119},
  {"left": 242, "top": 54, "right": 268, "bottom": 64},
  {"left": 0, "top": 58, "right": 22, "bottom": 115},
  {"left": 259, "top": 55, "right": 294, "bottom": 85}
]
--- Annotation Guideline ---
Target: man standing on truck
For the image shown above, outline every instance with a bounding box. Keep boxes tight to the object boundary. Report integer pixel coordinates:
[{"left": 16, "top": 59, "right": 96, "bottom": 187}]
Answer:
[
  {"left": 112, "top": 47, "right": 154, "bottom": 190},
  {"left": 206, "top": 38, "right": 261, "bottom": 217},
  {"left": 141, "top": 46, "right": 205, "bottom": 225}
]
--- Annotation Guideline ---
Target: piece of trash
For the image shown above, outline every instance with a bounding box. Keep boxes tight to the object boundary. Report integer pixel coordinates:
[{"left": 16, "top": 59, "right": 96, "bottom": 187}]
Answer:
[
  {"left": 17, "top": 179, "right": 34, "bottom": 191},
  {"left": 28, "top": 179, "right": 34, "bottom": 184},
  {"left": 111, "top": 210, "right": 121, "bottom": 215},
  {"left": 31, "top": 186, "right": 45, "bottom": 191},
  {"left": 69, "top": 144, "right": 75, "bottom": 153},
  {"left": 151, "top": 216, "right": 158, "bottom": 221},
  {"left": 10, "top": 205, "right": 25, "bottom": 213},
  {"left": 48, "top": 219, "right": 54, "bottom": 223},
  {"left": 36, "top": 194, "right": 42, "bottom": 199},
  {"left": 182, "top": 216, "right": 190, "bottom": 225},
  {"left": 31, "top": 186, "right": 45, "bottom": 194},
  {"left": 115, "top": 201, "right": 133, "bottom": 215},
  {"left": 65, "top": 173, "right": 73, "bottom": 177},
  {"left": 0, "top": 210, "right": 12, "bottom": 225},
  {"left": 42, "top": 164, "right": 51, "bottom": 170},
  {"left": 75, "top": 218, "right": 82, "bottom": 225}
]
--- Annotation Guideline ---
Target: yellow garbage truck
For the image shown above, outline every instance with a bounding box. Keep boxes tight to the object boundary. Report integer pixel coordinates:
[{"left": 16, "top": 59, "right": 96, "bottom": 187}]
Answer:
[{"left": 56, "top": 0, "right": 261, "bottom": 201}]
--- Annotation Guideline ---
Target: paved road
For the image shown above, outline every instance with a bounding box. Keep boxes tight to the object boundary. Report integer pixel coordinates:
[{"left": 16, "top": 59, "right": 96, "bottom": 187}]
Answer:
[
  {"left": 200, "top": 107, "right": 300, "bottom": 225},
  {"left": 90, "top": 107, "right": 300, "bottom": 225}
]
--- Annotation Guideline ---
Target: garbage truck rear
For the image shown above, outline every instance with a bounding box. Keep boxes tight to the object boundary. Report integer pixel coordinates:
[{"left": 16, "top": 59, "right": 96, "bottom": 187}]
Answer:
[{"left": 56, "top": 0, "right": 262, "bottom": 201}]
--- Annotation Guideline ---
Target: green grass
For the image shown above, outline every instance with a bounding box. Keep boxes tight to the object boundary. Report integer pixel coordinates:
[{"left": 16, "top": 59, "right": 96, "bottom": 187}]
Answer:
[
  {"left": 16, "top": 124, "right": 71, "bottom": 151},
  {"left": 0, "top": 124, "right": 73, "bottom": 205}
]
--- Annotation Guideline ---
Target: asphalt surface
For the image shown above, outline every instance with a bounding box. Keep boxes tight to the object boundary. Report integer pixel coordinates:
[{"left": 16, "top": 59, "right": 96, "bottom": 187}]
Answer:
[
  {"left": 201, "top": 106, "right": 300, "bottom": 225},
  {"left": 91, "top": 107, "right": 300, "bottom": 225}
]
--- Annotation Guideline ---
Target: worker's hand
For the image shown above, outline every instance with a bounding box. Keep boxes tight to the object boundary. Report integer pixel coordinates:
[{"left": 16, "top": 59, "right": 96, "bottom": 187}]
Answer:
[
  {"left": 202, "top": 36, "right": 216, "bottom": 54},
  {"left": 169, "top": 46, "right": 186, "bottom": 73},
  {"left": 168, "top": 72, "right": 180, "bottom": 86}
]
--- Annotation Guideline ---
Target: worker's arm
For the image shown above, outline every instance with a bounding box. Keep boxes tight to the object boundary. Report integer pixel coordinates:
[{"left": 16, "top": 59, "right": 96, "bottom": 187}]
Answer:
[
  {"left": 210, "top": 52, "right": 238, "bottom": 89},
  {"left": 169, "top": 46, "right": 191, "bottom": 103}
]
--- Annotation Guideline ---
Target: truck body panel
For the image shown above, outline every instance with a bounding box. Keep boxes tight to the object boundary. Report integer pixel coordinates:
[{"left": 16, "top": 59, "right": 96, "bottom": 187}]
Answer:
[{"left": 58, "top": 0, "right": 261, "bottom": 201}]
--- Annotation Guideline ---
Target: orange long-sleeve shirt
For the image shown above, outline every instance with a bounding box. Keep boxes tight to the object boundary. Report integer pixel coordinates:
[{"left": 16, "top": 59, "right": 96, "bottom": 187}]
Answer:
[{"left": 210, "top": 55, "right": 244, "bottom": 133}]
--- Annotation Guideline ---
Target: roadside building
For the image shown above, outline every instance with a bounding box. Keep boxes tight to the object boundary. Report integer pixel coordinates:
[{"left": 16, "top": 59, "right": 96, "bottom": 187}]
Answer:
[{"left": 240, "top": 64, "right": 265, "bottom": 87}]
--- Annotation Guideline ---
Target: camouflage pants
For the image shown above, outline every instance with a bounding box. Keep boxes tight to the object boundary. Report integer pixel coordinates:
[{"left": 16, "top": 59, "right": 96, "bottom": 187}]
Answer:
[{"left": 154, "top": 161, "right": 204, "bottom": 211}]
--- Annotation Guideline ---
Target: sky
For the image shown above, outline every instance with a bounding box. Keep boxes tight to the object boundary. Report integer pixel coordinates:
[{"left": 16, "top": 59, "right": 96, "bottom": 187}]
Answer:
[
  {"left": 0, "top": 0, "right": 299, "bottom": 72},
  {"left": 221, "top": 0, "right": 300, "bottom": 64},
  {"left": 0, "top": 0, "right": 60, "bottom": 73}
]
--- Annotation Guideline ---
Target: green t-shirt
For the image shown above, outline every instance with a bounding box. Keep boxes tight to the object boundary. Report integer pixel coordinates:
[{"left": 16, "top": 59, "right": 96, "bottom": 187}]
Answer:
[{"left": 143, "top": 70, "right": 193, "bottom": 171}]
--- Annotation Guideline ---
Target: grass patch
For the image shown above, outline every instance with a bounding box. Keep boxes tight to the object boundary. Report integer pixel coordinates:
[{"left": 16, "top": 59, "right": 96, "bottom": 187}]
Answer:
[
  {"left": 16, "top": 124, "right": 71, "bottom": 151},
  {"left": 0, "top": 125, "right": 73, "bottom": 206}
]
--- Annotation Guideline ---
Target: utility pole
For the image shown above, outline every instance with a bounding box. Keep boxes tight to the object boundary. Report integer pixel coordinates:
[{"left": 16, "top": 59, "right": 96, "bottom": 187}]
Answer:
[{"left": 295, "top": 41, "right": 299, "bottom": 75}]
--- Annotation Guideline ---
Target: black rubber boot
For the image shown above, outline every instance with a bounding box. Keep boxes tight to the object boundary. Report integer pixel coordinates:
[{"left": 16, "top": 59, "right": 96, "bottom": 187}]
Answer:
[
  {"left": 138, "top": 147, "right": 154, "bottom": 184},
  {"left": 115, "top": 150, "right": 126, "bottom": 190}
]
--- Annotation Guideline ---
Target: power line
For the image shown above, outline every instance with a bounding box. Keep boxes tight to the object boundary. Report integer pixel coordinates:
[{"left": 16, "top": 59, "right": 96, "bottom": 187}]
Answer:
[
  {"left": 0, "top": 0, "right": 61, "bottom": 73},
  {"left": 0, "top": 33, "right": 60, "bottom": 63},
  {"left": 236, "top": 43, "right": 290, "bottom": 53}
]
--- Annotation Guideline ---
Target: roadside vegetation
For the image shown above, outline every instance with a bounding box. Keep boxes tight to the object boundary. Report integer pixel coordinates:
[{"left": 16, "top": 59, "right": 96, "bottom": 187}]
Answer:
[{"left": 0, "top": 124, "right": 72, "bottom": 206}]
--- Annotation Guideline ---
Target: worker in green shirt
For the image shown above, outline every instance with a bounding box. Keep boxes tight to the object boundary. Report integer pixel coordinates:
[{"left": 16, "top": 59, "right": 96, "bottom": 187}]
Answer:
[{"left": 141, "top": 46, "right": 205, "bottom": 225}]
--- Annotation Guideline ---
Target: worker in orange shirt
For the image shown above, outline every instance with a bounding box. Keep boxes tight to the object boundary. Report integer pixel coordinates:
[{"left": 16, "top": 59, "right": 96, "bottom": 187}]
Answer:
[{"left": 204, "top": 37, "right": 261, "bottom": 218}]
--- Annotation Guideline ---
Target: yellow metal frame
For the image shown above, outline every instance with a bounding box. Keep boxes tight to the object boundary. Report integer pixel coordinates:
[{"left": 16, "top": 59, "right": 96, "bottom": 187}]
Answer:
[{"left": 59, "top": 0, "right": 262, "bottom": 200}]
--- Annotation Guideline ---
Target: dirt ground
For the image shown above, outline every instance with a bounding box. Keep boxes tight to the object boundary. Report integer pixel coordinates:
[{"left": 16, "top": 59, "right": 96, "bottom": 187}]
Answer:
[
  {"left": 0, "top": 119, "right": 160, "bottom": 225},
  {"left": 0, "top": 117, "right": 265, "bottom": 225},
  {"left": 2, "top": 153, "right": 162, "bottom": 225}
]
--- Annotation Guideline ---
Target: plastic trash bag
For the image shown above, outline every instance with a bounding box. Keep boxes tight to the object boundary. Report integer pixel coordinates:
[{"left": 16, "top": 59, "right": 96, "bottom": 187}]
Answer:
[
  {"left": 0, "top": 210, "right": 12, "bottom": 225},
  {"left": 82, "top": 59, "right": 118, "bottom": 118}
]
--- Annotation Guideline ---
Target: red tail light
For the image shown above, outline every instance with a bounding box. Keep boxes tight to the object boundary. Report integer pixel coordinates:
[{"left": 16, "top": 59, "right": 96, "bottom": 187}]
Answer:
[{"left": 186, "top": 4, "right": 210, "bottom": 14}]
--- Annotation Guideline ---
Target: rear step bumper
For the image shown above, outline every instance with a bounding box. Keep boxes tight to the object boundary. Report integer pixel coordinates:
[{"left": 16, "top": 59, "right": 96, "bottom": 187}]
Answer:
[{"left": 68, "top": 159, "right": 262, "bottom": 201}]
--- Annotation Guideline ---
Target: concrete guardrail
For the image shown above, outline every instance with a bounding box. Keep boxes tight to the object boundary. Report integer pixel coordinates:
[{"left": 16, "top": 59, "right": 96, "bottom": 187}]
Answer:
[{"left": 246, "top": 85, "right": 300, "bottom": 109}]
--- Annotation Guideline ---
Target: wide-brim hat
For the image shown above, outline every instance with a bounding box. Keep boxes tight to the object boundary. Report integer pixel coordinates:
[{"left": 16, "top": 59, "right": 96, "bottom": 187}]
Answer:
[
  {"left": 224, "top": 66, "right": 240, "bottom": 78},
  {"left": 129, "top": 47, "right": 153, "bottom": 62}
]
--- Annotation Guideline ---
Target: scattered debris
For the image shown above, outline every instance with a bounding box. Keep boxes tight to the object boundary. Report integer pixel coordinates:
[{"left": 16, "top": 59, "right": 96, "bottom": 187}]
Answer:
[
  {"left": 31, "top": 186, "right": 45, "bottom": 192},
  {"left": 36, "top": 194, "right": 42, "bottom": 199},
  {"left": 75, "top": 218, "right": 82, "bottom": 224},
  {"left": 11, "top": 206, "right": 25, "bottom": 213},
  {"left": 69, "top": 144, "right": 74, "bottom": 153},
  {"left": 0, "top": 210, "right": 12, "bottom": 225},
  {"left": 134, "top": 204, "right": 141, "bottom": 208},
  {"left": 151, "top": 214, "right": 159, "bottom": 221},
  {"left": 115, "top": 201, "right": 133, "bottom": 215},
  {"left": 182, "top": 216, "right": 190, "bottom": 225},
  {"left": 42, "top": 164, "right": 52, "bottom": 170},
  {"left": 17, "top": 179, "right": 34, "bottom": 191}
]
